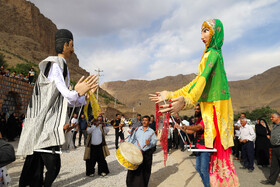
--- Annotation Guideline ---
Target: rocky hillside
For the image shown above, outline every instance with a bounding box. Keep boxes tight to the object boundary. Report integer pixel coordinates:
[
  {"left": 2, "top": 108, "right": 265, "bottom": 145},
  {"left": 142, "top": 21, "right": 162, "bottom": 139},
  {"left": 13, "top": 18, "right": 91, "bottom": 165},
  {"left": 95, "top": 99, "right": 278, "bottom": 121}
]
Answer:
[
  {"left": 0, "top": 0, "right": 135, "bottom": 119},
  {"left": 101, "top": 66, "right": 280, "bottom": 116},
  {"left": 0, "top": 0, "right": 88, "bottom": 81}
]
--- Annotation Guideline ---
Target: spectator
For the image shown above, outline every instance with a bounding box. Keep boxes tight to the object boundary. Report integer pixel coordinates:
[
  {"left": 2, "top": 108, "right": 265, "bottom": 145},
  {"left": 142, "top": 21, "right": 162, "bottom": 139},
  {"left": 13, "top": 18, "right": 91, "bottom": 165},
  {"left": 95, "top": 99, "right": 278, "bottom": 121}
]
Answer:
[
  {"left": 0, "top": 132, "right": 16, "bottom": 167},
  {"left": 239, "top": 117, "right": 256, "bottom": 173},
  {"left": 261, "top": 112, "right": 280, "bottom": 185},
  {"left": 233, "top": 117, "right": 242, "bottom": 160},
  {"left": 18, "top": 114, "right": 25, "bottom": 136},
  {"left": 79, "top": 114, "right": 88, "bottom": 146},
  {"left": 255, "top": 118, "right": 271, "bottom": 167},
  {"left": 149, "top": 114, "right": 156, "bottom": 132},
  {"left": 120, "top": 115, "right": 126, "bottom": 130},
  {"left": 168, "top": 123, "right": 174, "bottom": 154},
  {"left": 9, "top": 71, "right": 16, "bottom": 78},
  {"left": 131, "top": 114, "right": 142, "bottom": 133},
  {"left": 127, "top": 125, "right": 132, "bottom": 139},
  {"left": 71, "top": 113, "right": 79, "bottom": 148},
  {"left": 0, "top": 112, "right": 6, "bottom": 139},
  {"left": 15, "top": 73, "right": 20, "bottom": 79},
  {"left": 23, "top": 75, "right": 29, "bottom": 82},
  {"left": 85, "top": 119, "right": 110, "bottom": 177},
  {"left": 18, "top": 73, "right": 24, "bottom": 80},
  {"left": 4, "top": 69, "right": 9, "bottom": 77},
  {"left": 189, "top": 116, "right": 195, "bottom": 126},
  {"left": 112, "top": 114, "right": 124, "bottom": 149},
  {"left": 0, "top": 66, "right": 5, "bottom": 75},
  {"left": 6, "top": 113, "right": 18, "bottom": 142},
  {"left": 180, "top": 115, "right": 190, "bottom": 150},
  {"left": 28, "top": 68, "right": 35, "bottom": 84},
  {"left": 173, "top": 115, "right": 180, "bottom": 149}
]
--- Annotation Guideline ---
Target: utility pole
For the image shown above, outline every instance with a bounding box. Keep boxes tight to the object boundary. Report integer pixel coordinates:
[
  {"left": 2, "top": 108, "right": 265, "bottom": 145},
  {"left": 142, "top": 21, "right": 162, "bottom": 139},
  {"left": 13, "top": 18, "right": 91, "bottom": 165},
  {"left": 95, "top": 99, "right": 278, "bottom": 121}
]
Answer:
[
  {"left": 114, "top": 94, "right": 117, "bottom": 108},
  {"left": 132, "top": 107, "right": 135, "bottom": 118},
  {"left": 95, "top": 68, "right": 103, "bottom": 102}
]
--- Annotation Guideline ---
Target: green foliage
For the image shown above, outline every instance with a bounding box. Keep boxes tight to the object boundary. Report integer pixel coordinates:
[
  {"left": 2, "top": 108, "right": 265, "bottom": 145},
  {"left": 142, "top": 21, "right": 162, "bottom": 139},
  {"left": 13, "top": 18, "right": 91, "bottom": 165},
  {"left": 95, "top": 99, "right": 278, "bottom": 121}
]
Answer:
[
  {"left": 104, "top": 98, "right": 111, "bottom": 105},
  {"left": 234, "top": 106, "right": 278, "bottom": 123},
  {"left": 70, "top": 81, "right": 77, "bottom": 87},
  {"left": 9, "top": 63, "right": 33, "bottom": 75},
  {"left": 0, "top": 49, "right": 38, "bottom": 81},
  {"left": 0, "top": 53, "right": 7, "bottom": 67},
  {"left": 99, "top": 92, "right": 123, "bottom": 105}
]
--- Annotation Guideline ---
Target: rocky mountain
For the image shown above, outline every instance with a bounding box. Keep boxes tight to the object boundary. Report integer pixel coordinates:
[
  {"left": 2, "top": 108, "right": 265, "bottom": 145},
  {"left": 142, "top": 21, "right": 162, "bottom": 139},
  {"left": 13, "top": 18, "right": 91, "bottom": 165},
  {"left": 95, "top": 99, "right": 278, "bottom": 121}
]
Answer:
[
  {"left": 0, "top": 0, "right": 88, "bottom": 81},
  {"left": 101, "top": 66, "right": 280, "bottom": 116},
  {"left": 0, "top": 0, "right": 135, "bottom": 118}
]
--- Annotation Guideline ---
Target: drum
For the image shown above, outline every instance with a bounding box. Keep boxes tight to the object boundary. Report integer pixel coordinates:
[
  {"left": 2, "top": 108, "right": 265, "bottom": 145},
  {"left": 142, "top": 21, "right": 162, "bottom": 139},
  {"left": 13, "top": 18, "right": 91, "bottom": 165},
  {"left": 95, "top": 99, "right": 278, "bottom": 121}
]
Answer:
[{"left": 116, "top": 142, "right": 143, "bottom": 170}]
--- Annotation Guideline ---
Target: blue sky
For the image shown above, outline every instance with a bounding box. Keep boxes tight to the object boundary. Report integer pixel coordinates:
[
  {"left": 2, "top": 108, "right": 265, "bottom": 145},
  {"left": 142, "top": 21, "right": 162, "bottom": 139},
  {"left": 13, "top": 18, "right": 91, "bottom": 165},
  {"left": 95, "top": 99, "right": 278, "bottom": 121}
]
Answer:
[{"left": 29, "top": 0, "right": 280, "bottom": 83}]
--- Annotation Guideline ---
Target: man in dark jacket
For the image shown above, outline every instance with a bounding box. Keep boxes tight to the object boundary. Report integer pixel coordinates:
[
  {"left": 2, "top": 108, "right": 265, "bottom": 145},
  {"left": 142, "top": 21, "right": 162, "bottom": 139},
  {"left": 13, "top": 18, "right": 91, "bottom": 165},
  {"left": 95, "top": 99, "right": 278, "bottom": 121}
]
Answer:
[
  {"left": 0, "top": 132, "right": 15, "bottom": 167},
  {"left": 261, "top": 112, "right": 280, "bottom": 185}
]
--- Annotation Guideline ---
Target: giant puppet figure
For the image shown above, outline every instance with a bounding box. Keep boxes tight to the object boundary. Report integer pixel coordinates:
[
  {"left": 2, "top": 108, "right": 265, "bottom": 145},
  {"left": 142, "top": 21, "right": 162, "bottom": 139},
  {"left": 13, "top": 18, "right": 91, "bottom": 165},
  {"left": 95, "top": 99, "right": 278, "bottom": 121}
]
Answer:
[
  {"left": 150, "top": 19, "right": 240, "bottom": 186},
  {"left": 17, "top": 29, "right": 98, "bottom": 187}
]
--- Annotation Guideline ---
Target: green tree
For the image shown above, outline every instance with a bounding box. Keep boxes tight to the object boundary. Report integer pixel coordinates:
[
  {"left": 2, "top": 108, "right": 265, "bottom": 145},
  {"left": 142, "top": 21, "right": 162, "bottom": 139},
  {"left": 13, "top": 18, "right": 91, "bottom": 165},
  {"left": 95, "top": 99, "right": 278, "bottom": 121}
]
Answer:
[
  {"left": 234, "top": 106, "right": 277, "bottom": 123},
  {"left": 9, "top": 63, "right": 37, "bottom": 76}
]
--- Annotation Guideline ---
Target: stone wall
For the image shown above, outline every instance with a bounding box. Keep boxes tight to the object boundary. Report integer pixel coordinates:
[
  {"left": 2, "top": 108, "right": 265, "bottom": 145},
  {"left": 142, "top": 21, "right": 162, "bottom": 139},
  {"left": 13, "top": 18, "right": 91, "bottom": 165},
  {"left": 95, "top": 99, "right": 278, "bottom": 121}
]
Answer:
[{"left": 0, "top": 75, "right": 33, "bottom": 115}]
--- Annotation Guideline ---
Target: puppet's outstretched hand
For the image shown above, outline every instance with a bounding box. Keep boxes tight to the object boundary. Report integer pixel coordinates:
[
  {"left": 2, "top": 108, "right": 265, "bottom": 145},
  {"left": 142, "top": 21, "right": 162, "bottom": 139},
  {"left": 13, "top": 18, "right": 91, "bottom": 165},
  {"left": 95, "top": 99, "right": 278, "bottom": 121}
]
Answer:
[
  {"left": 159, "top": 96, "right": 185, "bottom": 115},
  {"left": 75, "top": 75, "right": 98, "bottom": 96},
  {"left": 149, "top": 91, "right": 169, "bottom": 104}
]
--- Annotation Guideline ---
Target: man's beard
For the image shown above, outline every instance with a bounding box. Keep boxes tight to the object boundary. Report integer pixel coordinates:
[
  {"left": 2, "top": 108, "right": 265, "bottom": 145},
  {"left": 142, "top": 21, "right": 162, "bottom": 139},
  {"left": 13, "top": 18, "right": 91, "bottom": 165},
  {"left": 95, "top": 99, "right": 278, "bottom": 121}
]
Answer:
[{"left": 195, "top": 111, "right": 201, "bottom": 118}]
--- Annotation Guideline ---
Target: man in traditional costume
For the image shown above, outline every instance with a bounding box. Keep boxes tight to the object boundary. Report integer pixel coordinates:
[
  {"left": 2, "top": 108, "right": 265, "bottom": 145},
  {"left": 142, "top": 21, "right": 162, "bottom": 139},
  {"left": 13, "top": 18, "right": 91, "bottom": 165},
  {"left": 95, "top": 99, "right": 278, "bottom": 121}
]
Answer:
[
  {"left": 150, "top": 19, "right": 240, "bottom": 186},
  {"left": 18, "top": 29, "right": 98, "bottom": 187}
]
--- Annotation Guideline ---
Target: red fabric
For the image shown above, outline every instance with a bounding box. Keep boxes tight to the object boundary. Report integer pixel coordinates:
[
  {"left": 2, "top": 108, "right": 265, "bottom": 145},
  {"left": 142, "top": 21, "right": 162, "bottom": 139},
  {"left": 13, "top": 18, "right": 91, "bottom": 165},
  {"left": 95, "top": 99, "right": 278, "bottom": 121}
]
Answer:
[
  {"left": 160, "top": 112, "right": 170, "bottom": 167},
  {"left": 155, "top": 104, "right": 161, "bottom": 135},
  {"left": 195, "top": 118, "right": 206, "bottom": 149},
  {"left": 209, "top": 106, "right": 239, "bottom": 186}
]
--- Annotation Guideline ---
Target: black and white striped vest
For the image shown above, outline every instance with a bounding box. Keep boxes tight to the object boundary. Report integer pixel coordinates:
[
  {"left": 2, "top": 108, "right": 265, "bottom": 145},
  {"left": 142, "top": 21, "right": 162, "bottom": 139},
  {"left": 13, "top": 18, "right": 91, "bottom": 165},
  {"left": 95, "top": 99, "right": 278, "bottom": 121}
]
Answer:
[{"left": 17, "top": 56, "right": 69, "bottom": 156}]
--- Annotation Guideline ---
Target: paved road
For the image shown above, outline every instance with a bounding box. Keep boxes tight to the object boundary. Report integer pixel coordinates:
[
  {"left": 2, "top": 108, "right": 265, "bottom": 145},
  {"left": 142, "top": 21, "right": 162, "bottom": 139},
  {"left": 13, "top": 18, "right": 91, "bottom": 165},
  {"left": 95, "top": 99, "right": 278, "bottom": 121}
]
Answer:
[{"left": 6, "top": 127, "right": 280, "bottom": 186}]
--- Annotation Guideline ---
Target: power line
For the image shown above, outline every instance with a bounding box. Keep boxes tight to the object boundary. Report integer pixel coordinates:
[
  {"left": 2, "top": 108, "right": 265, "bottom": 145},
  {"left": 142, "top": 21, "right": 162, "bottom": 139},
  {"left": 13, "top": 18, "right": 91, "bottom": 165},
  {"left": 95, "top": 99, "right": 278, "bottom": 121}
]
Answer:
[{"left": 95, "top": 68, "right": 103, "bottom": 102}]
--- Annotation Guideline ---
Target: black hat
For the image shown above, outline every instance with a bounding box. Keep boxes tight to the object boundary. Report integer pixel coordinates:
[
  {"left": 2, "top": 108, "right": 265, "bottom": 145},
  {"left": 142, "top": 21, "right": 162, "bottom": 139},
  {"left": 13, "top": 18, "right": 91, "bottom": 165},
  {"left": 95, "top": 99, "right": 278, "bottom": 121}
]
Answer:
[
  {"left": 55, "top": 29, "right": 73, "bottom": 54},
  {"left": 55, "top": 29, "right": 73, "bottom": 41}
]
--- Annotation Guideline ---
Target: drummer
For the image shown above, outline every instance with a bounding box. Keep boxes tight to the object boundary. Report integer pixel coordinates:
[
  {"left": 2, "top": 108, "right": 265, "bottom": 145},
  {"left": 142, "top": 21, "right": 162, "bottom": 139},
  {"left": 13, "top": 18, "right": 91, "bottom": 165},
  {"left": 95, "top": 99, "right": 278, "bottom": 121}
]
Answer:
[{"left": 126, "top": 115, "right": 157, "bottom": 187}]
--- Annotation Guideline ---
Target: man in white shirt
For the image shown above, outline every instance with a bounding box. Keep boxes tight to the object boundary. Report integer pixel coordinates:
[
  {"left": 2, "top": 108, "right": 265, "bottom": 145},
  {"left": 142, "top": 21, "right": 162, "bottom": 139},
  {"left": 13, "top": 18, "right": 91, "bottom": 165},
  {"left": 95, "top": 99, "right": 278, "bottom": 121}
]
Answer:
[
  {"left": 234, "top": 117, "right": 242, "bottom": 160},
  {"left": 179, "top": 115, "right": 189, "bottom": 151},
  {"left": 71, "top": 113, "right": 79, "bottom": 148},
  {"left": 239, "top": 117, "right": 256, "bottom": 172},
  {"left": 18, "top": 29, "right": 98, "bottom": 187},
  {"left": 86, "top": 119, "right": 109, "bottom": 177}
]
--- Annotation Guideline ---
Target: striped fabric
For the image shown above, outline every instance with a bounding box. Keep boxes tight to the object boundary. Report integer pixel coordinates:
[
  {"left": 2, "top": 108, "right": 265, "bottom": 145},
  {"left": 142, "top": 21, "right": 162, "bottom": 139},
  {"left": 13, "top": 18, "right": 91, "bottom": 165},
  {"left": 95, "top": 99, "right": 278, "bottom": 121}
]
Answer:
[{"left": 17, "top": 56, "right": 69, "bottom": 156}]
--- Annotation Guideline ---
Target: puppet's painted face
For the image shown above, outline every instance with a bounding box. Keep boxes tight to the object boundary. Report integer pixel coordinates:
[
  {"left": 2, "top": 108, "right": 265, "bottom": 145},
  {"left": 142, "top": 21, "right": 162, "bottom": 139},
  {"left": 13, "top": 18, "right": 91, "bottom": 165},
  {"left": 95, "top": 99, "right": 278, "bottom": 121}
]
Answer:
[
  {"left": 201, "top": 27, "right": 210, "bottom": 46},
  {"left": 62, "top": 40, "right": 74, "bottom": 59}
]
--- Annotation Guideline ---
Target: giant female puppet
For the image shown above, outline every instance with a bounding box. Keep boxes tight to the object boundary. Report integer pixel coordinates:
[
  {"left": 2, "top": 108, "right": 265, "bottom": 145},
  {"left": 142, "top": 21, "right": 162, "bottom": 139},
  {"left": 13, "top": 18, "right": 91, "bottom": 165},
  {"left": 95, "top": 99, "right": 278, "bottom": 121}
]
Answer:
[{"left": 150, "top": 19, "right": 240, "bottom": 186}]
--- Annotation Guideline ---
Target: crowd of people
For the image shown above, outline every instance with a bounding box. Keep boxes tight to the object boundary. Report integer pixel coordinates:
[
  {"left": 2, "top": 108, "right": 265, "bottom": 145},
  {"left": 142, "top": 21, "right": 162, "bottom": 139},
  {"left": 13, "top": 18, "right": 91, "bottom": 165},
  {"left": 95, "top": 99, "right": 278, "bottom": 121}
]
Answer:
[
  {"left": 233, "top": 113, "right": 273, "bottom": 171},
  {"left": 0, "top": 65, "right": 36, "bottom": 84},
  {"left": 61, "top": 112, "right": 158, "bottom": 186},
  {"left": 232, "top": 112, "right": 280, "bottom": 185}
]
